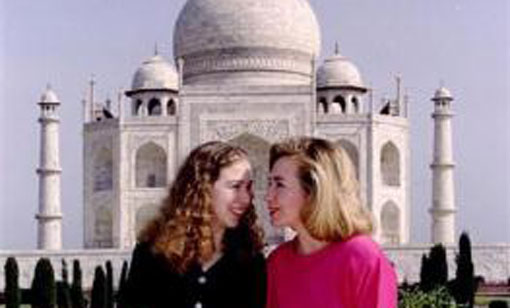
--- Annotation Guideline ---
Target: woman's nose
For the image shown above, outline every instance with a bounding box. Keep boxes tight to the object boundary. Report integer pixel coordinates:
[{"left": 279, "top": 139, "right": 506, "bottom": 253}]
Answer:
[
  {"left": 264, "top": 186, "right": 273, "bottom": 203},
  {"left": 238, "top": 187, "right": 251, "bottom": 204}
]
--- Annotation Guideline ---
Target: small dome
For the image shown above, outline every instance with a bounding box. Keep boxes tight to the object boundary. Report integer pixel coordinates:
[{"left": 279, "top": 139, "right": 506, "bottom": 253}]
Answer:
[
  {"left": 317, "top": 48, "right": 365, "bottom": 90},
  {"left": 40, "top": 87, "right": 60, "bottom": 103},
  {"left": 131, "top": 55, "right": 178, "bottom": 91},
  {"left": 173, "top": 0, "right": 321, "bottom": 85},
  {"left": 434, "top": 87, "right": 453, "bottom": 100}
]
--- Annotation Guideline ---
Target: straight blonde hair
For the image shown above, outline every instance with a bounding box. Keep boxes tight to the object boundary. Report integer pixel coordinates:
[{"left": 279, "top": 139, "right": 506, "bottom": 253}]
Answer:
[{"left": 270, "top": 137, "right": 373, "bottom": 242}]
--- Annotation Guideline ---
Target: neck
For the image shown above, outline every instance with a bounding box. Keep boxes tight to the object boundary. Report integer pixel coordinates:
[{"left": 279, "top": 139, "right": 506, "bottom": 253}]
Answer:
[{"left": 294, "top": 226, "right": 329, "bottom": 255}]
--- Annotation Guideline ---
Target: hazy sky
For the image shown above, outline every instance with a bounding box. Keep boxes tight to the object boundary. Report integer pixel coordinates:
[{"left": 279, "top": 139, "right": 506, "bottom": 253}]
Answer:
[{"left": 1, "top": 0, "right": 509, "bottom": 249}]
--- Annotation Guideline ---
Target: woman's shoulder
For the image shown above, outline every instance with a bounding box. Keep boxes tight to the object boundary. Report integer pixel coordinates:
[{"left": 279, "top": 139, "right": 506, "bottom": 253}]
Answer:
[{"left": 333, "top": 235, "right": 392, "bottom": 268}]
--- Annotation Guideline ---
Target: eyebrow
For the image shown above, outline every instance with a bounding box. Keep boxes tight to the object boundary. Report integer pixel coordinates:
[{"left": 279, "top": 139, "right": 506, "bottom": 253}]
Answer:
[{"left": 268, "top": 175, "right": 285, "bottom": 181}]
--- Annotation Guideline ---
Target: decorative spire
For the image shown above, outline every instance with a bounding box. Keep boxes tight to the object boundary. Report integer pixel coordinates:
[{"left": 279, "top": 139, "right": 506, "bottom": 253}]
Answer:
[
  {"left": 89, "top": 74, "right": 96, "bottom": 121},
  {"left": 154, "top": 42, "right": 159, "bottom": 56},
  {"left": 334, "top": 42, "right": 340, "bottom": 55}
]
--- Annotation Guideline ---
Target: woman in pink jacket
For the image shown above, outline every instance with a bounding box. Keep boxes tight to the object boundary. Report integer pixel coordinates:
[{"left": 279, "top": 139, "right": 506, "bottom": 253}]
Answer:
[{"left": 265, "top": 137, "right": 397, "bottom": 308}]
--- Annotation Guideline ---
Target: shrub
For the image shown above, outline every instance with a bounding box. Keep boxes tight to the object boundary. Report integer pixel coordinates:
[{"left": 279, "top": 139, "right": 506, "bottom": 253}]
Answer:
[
  {"left": 31, "top": 258, "right": 57, "bottom": 308},
  {"left": 90, "top": 266, "right": 107, "bottom": 308},
  {"left": 70, "top": 260, "right": 86, "bottom": 308},
  {"left": 5, "top": 257, "right": 21, "bottom": 308}
]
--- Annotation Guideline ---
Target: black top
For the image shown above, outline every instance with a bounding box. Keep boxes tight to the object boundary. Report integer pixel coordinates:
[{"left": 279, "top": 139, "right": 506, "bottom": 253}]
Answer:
[{"left": 125, "top": 242, "right": 266, "bottom": 308}]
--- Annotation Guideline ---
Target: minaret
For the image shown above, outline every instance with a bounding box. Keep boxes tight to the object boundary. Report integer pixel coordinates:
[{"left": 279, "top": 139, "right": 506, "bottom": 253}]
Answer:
[
  {"left": 36, "top": 86, "right": 63, "bottom": 250},
  {"left": 430, "top": 86, "right": 456, "bottom": 244}
]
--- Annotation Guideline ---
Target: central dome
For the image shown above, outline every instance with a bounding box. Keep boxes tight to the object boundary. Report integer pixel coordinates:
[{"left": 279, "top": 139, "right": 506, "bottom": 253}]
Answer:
[{"left": 173, "top": 0, "right": 321, "bottom": 85}]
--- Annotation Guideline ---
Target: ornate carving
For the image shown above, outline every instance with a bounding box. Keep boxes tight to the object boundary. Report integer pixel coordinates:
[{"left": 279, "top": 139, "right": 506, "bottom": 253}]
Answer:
[{"left": 203, "top": 120, "right": 289, "bottom": 143}]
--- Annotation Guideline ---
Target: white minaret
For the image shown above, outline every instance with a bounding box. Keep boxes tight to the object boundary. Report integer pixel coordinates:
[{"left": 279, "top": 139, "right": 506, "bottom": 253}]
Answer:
[
  {"left": 429, "top": 86, "right": 456, "bottom": 244},
  {"left": 36, "top": 86, "right": 63, "bottom": 250}
]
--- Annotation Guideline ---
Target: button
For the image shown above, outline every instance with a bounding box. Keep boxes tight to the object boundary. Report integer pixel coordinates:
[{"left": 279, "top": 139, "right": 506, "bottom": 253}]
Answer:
[
  {"left": 194, "top": 302, "right": 203, "bottom": 308},
  {"left": 198, "top": 276, "right": 207, "bottom": 284}
]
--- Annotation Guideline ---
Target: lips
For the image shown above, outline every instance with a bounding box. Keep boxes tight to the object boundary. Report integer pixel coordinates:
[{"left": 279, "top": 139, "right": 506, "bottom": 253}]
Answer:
[
  {"left": 268, "top": 207, "right": 279, "bottom": 220},
  {"left": 230, "top": 207, "right": 245, "bottom": 218}
]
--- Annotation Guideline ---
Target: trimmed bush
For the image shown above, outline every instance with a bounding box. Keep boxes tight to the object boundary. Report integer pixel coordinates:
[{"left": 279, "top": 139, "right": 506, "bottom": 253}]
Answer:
[
  {"left": 31, "top": 258, "right": 57, "bottom": 308},
  {"left": 116, "top": 260, "right": 129, "bottom": 308},
  {"left": 70, "top": 260, "right": 86, "bottom": 308},
  {"left": 105, "top": 261, "right": 114, "bottom": 308},
  {"left": 454, "top": 232, "right": 475, "bottom": 307},
  {"left": 90, "top": 266, "right": 107, "bottom": 308},
  {"left": 5, "top": 257, "right": 21, "bottom": 308},
  {"left": 57, "top": 260, "right": 72, "bottom": 308}
]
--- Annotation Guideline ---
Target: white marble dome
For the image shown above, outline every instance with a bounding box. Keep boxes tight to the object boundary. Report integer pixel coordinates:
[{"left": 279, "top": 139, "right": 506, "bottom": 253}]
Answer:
[
  {"left": 40, "top": 87, "right": 60, "bottom": 103},
  {"left": 317, "top": 49, "right": 365, "bottom": 90},
  {"left": 173, "top": 0, "right": 321, "bottom": 85},
  {"left": 434, "top": 86, "right": 453, "bottom": 100},
  {"left": 131, "top": 55, "right": 178, "bottom": 91}
]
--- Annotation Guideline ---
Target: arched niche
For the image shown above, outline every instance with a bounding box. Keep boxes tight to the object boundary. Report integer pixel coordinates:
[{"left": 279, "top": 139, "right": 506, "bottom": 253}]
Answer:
[
  {"left": 380, "top": 141, "right": 401, "bottom": 186},
  {"left": 135, "top": 142, "right": 167, "bottom": 188},
  {"left": 93, "top": 147, "right": 113, "bottom": 192},
  {"left": 94, "top": 205, "right": 113, "bottom": 247},
  {"left": 148, "top": 98, "right": 161, "bottom": 116},
  {"left": 352, "top": 96, "right": 360, "bottom": 113},
  {"left": 318, "top": 97, "right": 328, "bottom": 114},
  {"left": 167, "top": 99, "right": 176, "bottom": 115},
  {"left": 332, "top": 95, "right": 346, "bottom": 114},
  {"left": 133, "top": 99, "right": 143, "bottom": 116},
  {"left": 380, "top": 201, "right": 400, "bottom": 244}
]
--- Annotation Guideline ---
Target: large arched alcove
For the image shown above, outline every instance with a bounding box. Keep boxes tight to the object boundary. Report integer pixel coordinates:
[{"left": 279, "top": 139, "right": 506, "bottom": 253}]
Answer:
[
  {"left": 93, "top": 147, "right": 113, "bottom": 192},
  {"left": 380, "top": 201, "right": 400, "bottom": 244},
  {"left": 135, "top": 142, "right": 167, "bottom": 188},
  {"left": 380, "top": 141, "right": 401, "bottom": 186},
  {"left": 94, "top": 205, "right": 113, "bottom": 247}
]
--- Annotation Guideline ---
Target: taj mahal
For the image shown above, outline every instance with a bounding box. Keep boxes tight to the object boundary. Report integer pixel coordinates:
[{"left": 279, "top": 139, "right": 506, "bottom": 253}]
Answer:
[{"left": 2, "top": 0, "right": 509, "bottom": 289}]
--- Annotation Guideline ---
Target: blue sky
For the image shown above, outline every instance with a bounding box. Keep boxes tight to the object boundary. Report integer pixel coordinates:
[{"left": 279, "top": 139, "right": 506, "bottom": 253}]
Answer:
[{"left": 1, "top": 0, "right": 509, "bottom": 249}]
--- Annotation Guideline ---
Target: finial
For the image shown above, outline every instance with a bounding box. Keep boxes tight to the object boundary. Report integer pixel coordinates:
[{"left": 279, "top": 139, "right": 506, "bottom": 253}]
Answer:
[
  {"left": 334, "top": 42, "right": 340, "bottom": 55},
  {"left": 46, "top": 83, "right": 52, "bottom": 91},
  {"left": 154, "top": 42, "right": 159, "bottom": 56}
]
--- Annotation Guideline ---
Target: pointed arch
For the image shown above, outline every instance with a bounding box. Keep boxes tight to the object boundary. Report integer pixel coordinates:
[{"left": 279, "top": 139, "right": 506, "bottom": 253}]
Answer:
[
  {"left": 332, "top": 95, "right": 346, "bottom": 114},
  {"left": 380, "top": 141, "right": 401, "bottom": 186},
  {"left": 94, "top": 205, "right": 113, "bottom": 247},
  {"left": 133, "top": 99, "right": 143, "bottom": 116},
  {"left": 336, "top": 139, "right": 359, "bottom": 180},
  {"left": 135, "top": 204, "right": 159, "bottom": 237},
  {"left": 380, "top": 201, "right": 400, "bottom": 244},
  {"left": 318, "top": 97, "right": 328, "bottom": 114},
  {"left": 148, "top": 98, "right": 161, "bottom": 116},
  {"left": 167, "top": 99, "right": 176, "bottom": 115},
  {"left": 93, "top": 147, "right": 113, "bottom": 192},
  {"left": 351, "top": 96, "right": 360, "bottom": 113},
  {"left": 135, "top": 142, "right": 167, "bottom": 188}
]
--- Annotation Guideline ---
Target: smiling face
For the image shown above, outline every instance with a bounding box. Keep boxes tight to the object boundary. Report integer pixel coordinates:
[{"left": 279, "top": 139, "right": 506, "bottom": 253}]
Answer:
[
  {"left": 265, "top": 156, "right": 308, "bottom": 231},
  {"left": 211, "top": 157, "right": 253, "bottom": 231}
]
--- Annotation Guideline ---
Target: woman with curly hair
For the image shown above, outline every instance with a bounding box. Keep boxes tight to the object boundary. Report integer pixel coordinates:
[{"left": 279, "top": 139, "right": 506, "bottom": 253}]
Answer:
[
  {"left": 265, "top": 137, "right": 396, "bottom": 308},
  {"left": 126, "top": 141, "right": 266, "bottom": 308}
]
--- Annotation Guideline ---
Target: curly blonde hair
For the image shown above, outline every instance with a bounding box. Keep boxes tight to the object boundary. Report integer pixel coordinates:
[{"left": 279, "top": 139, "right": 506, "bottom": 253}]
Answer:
[
  {"left": 269, "top": 137, "right": 373, "bottom": 242},
  {"left": 139, "top": 141, "right": 264, "bottom": 273}
]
